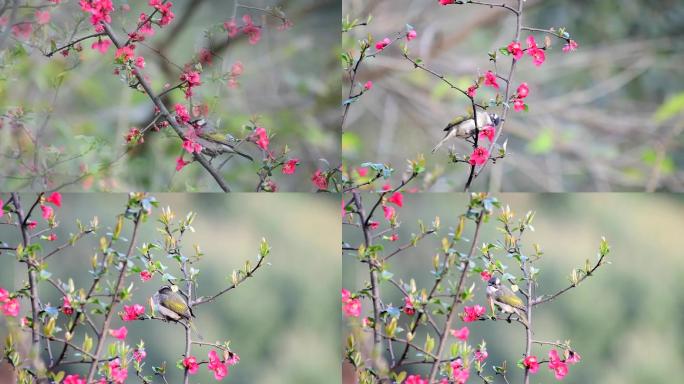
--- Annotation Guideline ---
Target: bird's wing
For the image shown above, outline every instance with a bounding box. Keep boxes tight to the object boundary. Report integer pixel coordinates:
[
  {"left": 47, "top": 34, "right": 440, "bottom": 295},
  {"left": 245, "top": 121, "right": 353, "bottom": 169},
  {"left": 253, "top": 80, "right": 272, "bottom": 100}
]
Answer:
[
  {"left": 443, "top": 115, "right": 469, "bottom": 131},
  {"left": 161, "top": 296, "right": 191, "bottom": 319},
  {"left": 497, "top": 292, "right": 525, "bottom": 310}
]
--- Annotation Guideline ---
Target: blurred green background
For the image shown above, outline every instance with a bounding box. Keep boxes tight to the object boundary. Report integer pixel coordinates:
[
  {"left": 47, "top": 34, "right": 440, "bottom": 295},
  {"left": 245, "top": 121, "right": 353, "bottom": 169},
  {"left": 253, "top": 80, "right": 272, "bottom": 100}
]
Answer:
[
  {"left": 0, "top": 193, "right": 341, "bottom": 383},
  {"left": 343, "top": 193, "right": 684, "bottom": 383},
  {"left": 0, "top": 0, "right": 340, "bottom": 192},
  {"left": 342, "top": 0, "right": 684, "bottom": 192}
]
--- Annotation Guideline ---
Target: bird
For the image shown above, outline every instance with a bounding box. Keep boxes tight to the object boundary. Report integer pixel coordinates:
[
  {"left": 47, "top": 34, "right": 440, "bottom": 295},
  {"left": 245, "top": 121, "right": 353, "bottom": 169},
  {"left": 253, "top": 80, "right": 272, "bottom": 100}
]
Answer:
[
  {"left": 191, "top": 119, "right": 254, "bottom": 162},
  {"left": 152, "top": 285, "right": 203, "bottom": 339},
  {"left": 431, "top": 111, "right": 500, "bottom": 153},
  {"left": 486, "top": 276, "right": 528, "bottom": 326}
]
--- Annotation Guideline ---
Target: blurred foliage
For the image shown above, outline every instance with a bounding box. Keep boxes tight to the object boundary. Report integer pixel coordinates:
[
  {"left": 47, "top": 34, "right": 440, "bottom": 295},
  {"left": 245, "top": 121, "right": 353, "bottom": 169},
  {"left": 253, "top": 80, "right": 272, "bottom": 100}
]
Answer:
[
  {"left": 0, "top": 193, "right": 341, "bottom": 383},
  {"left": 343, "top": 193, "right": 684, "bottom": 383},
  {"left": 342, "top": 0, "right": 684, "bottom": 191},
  {"left": 0, "top": 0, "right": 340, "bottom": 192}
]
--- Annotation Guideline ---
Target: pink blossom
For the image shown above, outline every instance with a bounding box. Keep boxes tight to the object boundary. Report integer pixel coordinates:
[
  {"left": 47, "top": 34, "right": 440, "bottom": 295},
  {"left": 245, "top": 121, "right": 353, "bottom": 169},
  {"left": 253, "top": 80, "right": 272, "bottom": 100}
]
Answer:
[
  {"left": 121, "top": 304, "right": 145, "bottom": 321},
  {"left": 180, "top": 70, "right": 201, "bottom": 87},
  {"left": 389, "top": 233, "right": 399, "bottom": 242},
  {"left": 356, "top": 167, "right": 369, "bottom": 177},
  {"left": 11, "top": 23, "right": 32, "bottom": 40},
  {"left": 526, "top": 36, "right": 546, "bottom": 66},
  {"left": 513, "top": 98, "right": 526, "bottom": 112},
  {"left": 109, "top": 358, "right": 128, "bottom": 383},
  {"left": 548, "top": 349, "right": 569, "bottom": 380},
  {"left": 402, "top": 296, "right": 415, "bottom": 315},
  {"left": 80, "top": 0, "right": 114, "bottom": 28},
  {"left": 468, "top": 147, "right": 489, "bottom": 166},
  {"left": 516, "top": 82, "right": 529, "bottom": 99},
  {"left": 115, "top": 45, "right": 135, "bottom": 62},
  {"left": 183, "top": 355, "right": 199, "bottom": 374},
  {"left": 41, "top": 205, "right": 54, "bottom": 220},
  {"left": 134, "top": 56, "right": 145, "bottom": 68},
  {"left": 341, "top": 289, "right": 361, "bottom": 317},
  {"left": 63, "top": 375, "right": 86, "bottom": 384},
  {"left": 47, "top": 233, "right": 57, "bottom": 241},
  {"left": 2, "top": 298, "right": 20, "bottom": 317},
  {"left": 241, "top": 14, "right": 261, "bottom": 45},
  {"left": 282, "top": 159, "right": 299, "bottom": 175},
  {"left": 27, "top": 221, "right": 37, "bottom": 230},
  {"left": 368, "top": 221, "right": 379, "bottom": 230},
  {"left": 0, "top": 288, "right": 8, "bottom": 303},
  {"left": 250, "top": 127, "right": 269, "bottom": 151},
  {"left": 45, "top": 192, "right": 62, "bottom": 207},
  {"left": 224, "top": 19, "right": 239, "bottom": 38},
  {"left": 466, "top": 85, "right": 477, "bottom": 98},
  {"left": 311, "top": 170, "right": 328, "bottom": 190},
  {"left": 562, "top": 39, "right": 578, "bottom": 53},
  {"left": 450, "top": 326, "right": 469, "bottom": 341},
  {"left": 375, "top": 37, "right": 391, "bottom": 51},
  {"left": 507, "top": 40, "right": 524, "bottom": 60},
  {"left": 387, "top": 192, "right": 403, "bottom": 207},
  {"left": 182, "top": 139, "right": 203, "bottom": 154},
  {"left": 109, "top": 326, "right": 127, "bottom": 340},
  {"left": 567, "top": 350, "right": 581, "bottom": 364},
  {"left": 133, "top": 348, "right": 146, "bottom": 363},
  {"left": 439, "top": 0, "right": 455, "bottom": 5},
  {"left": 226, "top": 353, "right": 239, "bottom": 366},
  {"left": 62, "top": 296, "right": 73, "bottom": 315},
  {"left": 91, "top": 38, "right": 111, "bottom": 53},
  {"left": 363, "top": 81, "right": 373, "bottom": 91},
  {"left": 484, "top": 71, "right": 499, "bottom": 89},
  {"left": 35, "top": 10, "right": 51, "bottom": 25},
  {"left": 406, "top": 30, "right": 417, "bottom": 41},
  {"left": 405, "top": 375, "right": 428, "bottom": 384},
  {"left": 174, "top": 103, "right": 190, "bottom": 123},
  {"left": 382, "top": 205, "right": 396, "bottom": 221},
  {"left": 208, "top": 350, "right": 229, "bottom": 380},
  {"left": 231, "top": 61, "right": 244, "bottom": 76},
  {"left": 199, "top": 48, "right": 212, "bottom": 65},
  {"left": 140, "top": 270, "right": 152, "bottom": 281},
  {"left": 475, "top": 349, "right": 488, "bottom": 362},
  {"left": 523, "top": 355, "right": 539, "bottom": 374},
  {"left": 478, "top": 125, "right": 495, "bottom": 143},
  {"left": 176, "top": 156, "right": 190, "bottom": 171},
  {"left": 462, "top": 305, "right": 485, "bottom": 322}
]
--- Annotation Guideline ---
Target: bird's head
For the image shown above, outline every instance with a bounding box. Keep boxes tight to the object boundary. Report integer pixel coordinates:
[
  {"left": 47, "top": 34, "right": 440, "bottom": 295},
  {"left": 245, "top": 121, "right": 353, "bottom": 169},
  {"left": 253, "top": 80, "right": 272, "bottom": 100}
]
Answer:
[
  {"left": 158, "top": 285, "right": 173, "bottom": 295},
  {"left": 489, "top": 113, "right": 501, "bottom": 127},
  {"left": 487, "top": 276, "right": 501, "bottom": 288}
]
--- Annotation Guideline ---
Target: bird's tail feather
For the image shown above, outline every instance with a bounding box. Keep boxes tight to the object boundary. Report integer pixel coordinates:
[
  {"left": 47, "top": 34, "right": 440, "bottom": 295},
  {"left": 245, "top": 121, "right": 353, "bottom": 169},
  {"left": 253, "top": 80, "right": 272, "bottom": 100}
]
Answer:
[
  {"left": 431, "top": 135, "right": 449, "bottom": 153},
  {"left": 187, "top": 320, "right": 204, "bottom": 340}
]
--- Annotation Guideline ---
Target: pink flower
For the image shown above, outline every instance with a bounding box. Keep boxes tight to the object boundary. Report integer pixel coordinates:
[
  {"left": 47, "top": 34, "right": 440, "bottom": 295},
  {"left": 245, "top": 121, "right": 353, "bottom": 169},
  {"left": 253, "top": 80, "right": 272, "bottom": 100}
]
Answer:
[
  {"left": 562, "top": 39, "right": 578, "bottom": 53},
  {"left": 241, "top": 14, "right": 261, "bottom": 45},
  {"left": 523, "top": 355, "right": 539, "bottom": 374},
  {"left": 199, "top": 48, "right": 212, "bottom": 65},
  {"left": 382, "top": 205, "right": 396, "bottom": 221},
  {"left": 282, "top": 159, "right": 299, "bottom": 175},
  {"left": 468, "top": 147, "right": 489, "bottom": 166},
  {"left": 0, "top": 288, "right": 8, "bottom": 303},
  {"left": 548, "top": 349, "right": 569, "bottom": 380},
  {"left": 375, "top": 37, "right": 391, "bottom": 51},
  {"left": 513, "top": 98, "right": 526, "bottom": 112},
  {"left": 466, "top": 85, "right": 477, "bottom": 98},
  {"left": 368, "top": 221, "right": 379, "bottom": 230},
  {"left": 2, "top": 298, "right": 20, "bottom": 317},
  {"left": 134, "top": 56, "right": 145, "bottom": 68},
  {"left": 406, "top": 29, "right": 417, "bottom": 41},
  {"left": 250, "top": 127, "right": 269, "bottom": 151},
  {"left": 0, "top": 198, "right": 4, "bottom": 218},
  {"left": 35, "top": 10, "right": 51, "bottom": 25},
  {"left": 12, "top": 22, "right": 33, "bottom": 39},
  {"left": 133, "top": 348, "right": 146, "bottom": 363},
  {"left": 226, "top": 353, "right": 239, "bottom": 366},
  {"left": 507, "top": 40, "right": 524, "bottom": 60},
  {"left": 62, "top": 296, "right": 73, "bottom": 315},
  {"left": 480, "top": 271, "right": 492, "bottom": 281},
  {"left": 41, "top": 205, "right": 54, "bottom": 220},
  {"left": 109, "top": 358, "right": 128, "bottom": 383},
  {"left": 567, "top": 350, "right": 581, "bottom": 364},
  {"left": 387, "top": 192, "right": 403, "bottom": 207},
  {"left": 451, "top": 361, "right": 470, "bottom": 384},
  {"left": 140, "top": 270, "right": 152, "bottom": 281},
  {"left": 311, "top": 170, "right": 328, "bottom": 190},
  {"left": 439, "top": 0, "right": 455, "bottom": 5},
  {"left": 27, "top": 221, "right": 37, "bottom": 230},
  {"left": 80, "top": 0, "right": 114, "bottom": 28},
  {"left": 231, "top": 61, "right": 244, "bottom": 76},
  {"left": 150, "top": 0, "right": 174, "bottom": 26},
  {"left": 484, "top": 71, "right": 499, "bottom": 89},
  {"left": 183, "top": 355, "right": 199, "bottom": 375},
  {"left": 176, "top": 156, "right": 190, "bottom": 171},
  {"left": 356, "top": 167, "right": 368, "bottom": 177},
  {"left": 115, "top": 45, "right": 135, "bottom": 62},
  {"left": 363, "top": 81, "right": 373, "bottom": 91},
  {"left": 224, "top": 19, "right": 239, "bottom": 38},
  {"left": 182, "top": 139, "right": 202, "bottom": 154},
  {"left": 405, "top": 375, "right": 428, "bottom": 384},
  {"left": 341, "top": 289, "right": 361, "bottom": 317},
  {"left": 526, "top": 36, "right": 546, "bottom": 66},
  {"left": 450, "top": 326, "right": 469, "bottom": 341},
  {"left": 478, "top": 125, "right": 495, "bottom": 143},
  {"left": 516, "top": 82, "right": 529, "bottom": 99},
  {"left": 45, "top": 192, "right": 62, "bottom": 207},
  {"left": 63, "top": 375, "right": 86, "bottom": 384},
  {"left": 388, "top": 233, "right": 399, "bottom": 242},
  {"left": 180, "top": 70, "right": 201, "bottom": 87},
  {"left": 475, "top": 349, "right": 488, "bottom": 362},
  {"left": 47, "top": 233, "right": 57, "bottom": 241},
  {"left": 121, "top": 304, "right": 145, "bottom": 321},
  {"left": 208, "top": 350, "right": 229, "bottom": 380},
  {"left": 403, "top": 296, "right": 415, "bottom": 315},
  {"left": 462, "top": 305, "right": 485, "bottom": 322},
  {"left": 109, "top": 326, "right": 127, "bottom": 340},
  {"left": 174, "top": 103, "right": 190, "bottom": 123}
]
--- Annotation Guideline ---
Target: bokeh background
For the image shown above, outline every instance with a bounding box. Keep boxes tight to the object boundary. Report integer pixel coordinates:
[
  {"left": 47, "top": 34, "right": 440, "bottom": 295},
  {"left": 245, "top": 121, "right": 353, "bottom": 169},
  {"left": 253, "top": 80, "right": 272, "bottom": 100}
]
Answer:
[
  {"left": 0, "top": 0, "right": 340, "bottom": 192},
  {"left": 343, "top": 193, "right": 684, "bottom": 383},
  {"left": 0, "top": 193, "right": 341, "bottom": 383},
  {"left": 342, "top": 0, "right": 684, "bottom": 192}
]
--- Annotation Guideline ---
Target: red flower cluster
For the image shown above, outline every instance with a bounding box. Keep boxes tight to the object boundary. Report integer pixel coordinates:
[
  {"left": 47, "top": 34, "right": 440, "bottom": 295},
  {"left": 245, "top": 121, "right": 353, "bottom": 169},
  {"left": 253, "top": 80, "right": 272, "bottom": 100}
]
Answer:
[
  {"left": 341, "top": 289, "right": 361, "bottom": 317},
  {"left": 180, "top": 70, "right": 201, "bottom": 99},
  {"left": 121, "top": 304, "right": 145, "bottom": 321},
  {"left": 0, "top": 287, "right": 19, "bottom": 317},
  {"left": 311, "top": 170, "right": 328, "bottom": 190},
  {"left": 469, "top": 146, "right": 489, "bottom": 166},
  {"left": 513, "top": 82, "right": 530, "bottom": 112},
  {"left": 149, "top": 0, "right": 175, "bottom": 26},
  {"left": 80, "top": 0, "right": 114, "bottom": 31},
  {"left": 462, "top": 304, "right": 486, "bottom": 322},
  {"left": 224, "top": 15, "right": 262, "bottom": 45}
]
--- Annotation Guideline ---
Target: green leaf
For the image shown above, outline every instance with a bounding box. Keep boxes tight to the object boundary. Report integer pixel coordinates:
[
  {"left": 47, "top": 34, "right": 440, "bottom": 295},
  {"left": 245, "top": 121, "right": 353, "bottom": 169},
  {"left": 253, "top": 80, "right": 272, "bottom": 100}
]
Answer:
[{"left": 653, "top": 91, "right": 684, "bottom": 123}]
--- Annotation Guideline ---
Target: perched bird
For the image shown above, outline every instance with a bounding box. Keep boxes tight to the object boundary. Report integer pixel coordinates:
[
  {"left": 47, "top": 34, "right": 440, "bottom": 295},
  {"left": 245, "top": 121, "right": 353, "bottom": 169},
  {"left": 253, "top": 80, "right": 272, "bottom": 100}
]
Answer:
[
  {"left": 486, "top": 276, "right": 528, "bottom": 326},
  {"left": 152, "top": 285, "right": 203, "bottom": 339},
  {"left": 191, "top": 119, "right": 254, "bottom": 162},
  {"left": 431, "top": 111, "right": 500, "bottom": 153}
]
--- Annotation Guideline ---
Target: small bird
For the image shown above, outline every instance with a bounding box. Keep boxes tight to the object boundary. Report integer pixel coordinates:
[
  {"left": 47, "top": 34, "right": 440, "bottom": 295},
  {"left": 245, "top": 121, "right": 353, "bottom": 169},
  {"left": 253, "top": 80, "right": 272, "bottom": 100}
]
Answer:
[
  {"left": 153, "top": 285, "right": 203, "bottom": 339},
  {"left": 431, "top": 111, "right": 500, "bottom": 153},
  {"left": 191, "top": 119, "right": 254, "bottom": 162},
  {"left": 486, "top": 276, "right": 528, "bottom": 326}
]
